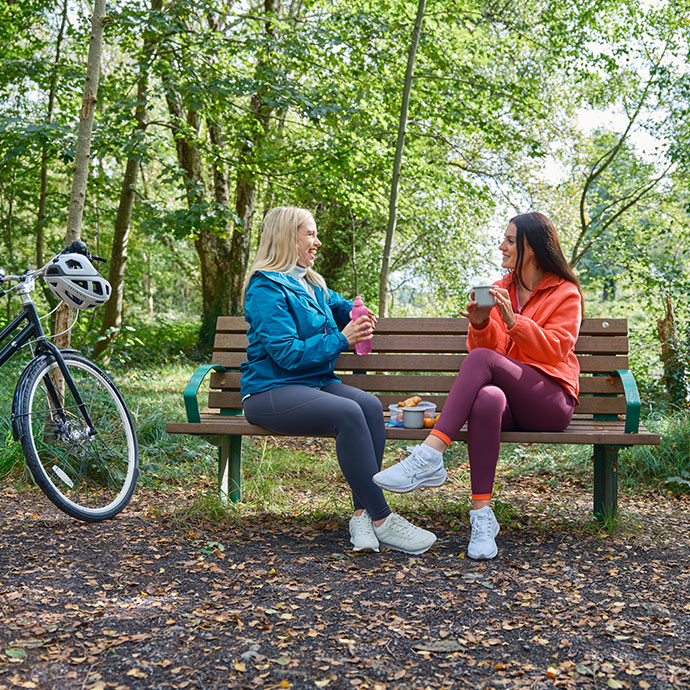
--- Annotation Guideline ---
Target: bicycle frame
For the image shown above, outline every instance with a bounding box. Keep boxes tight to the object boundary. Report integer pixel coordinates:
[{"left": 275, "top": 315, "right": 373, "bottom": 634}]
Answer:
[{"left": 1, "top": 289, "right": 96, "bottom": 433}]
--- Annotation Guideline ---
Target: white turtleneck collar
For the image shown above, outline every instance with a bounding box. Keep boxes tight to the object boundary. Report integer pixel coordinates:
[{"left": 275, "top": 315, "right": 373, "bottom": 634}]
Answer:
[
  {"left": 286, "top": 265, "right": 315, "bottom": 299},
  {"left": 288, "top": 265, "right": 307, "bottom": 281}
]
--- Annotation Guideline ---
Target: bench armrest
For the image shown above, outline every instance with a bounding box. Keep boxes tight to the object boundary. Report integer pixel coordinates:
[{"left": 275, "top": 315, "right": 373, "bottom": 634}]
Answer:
[
  {"left": 612, "top": 369, "right": 641, "bottom": 434},
  {"left": 183, "top": 364, "right": 228, "bottom": 424}
]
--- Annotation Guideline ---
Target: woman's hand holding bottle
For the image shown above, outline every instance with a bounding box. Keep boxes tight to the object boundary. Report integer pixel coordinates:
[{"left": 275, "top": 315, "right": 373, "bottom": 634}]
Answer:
[
  {"left": 347, "top": 296, "right": 376, "bottom": 354},
  {"left": 342, "top": 314, "right": 374, "bottom": 347}
]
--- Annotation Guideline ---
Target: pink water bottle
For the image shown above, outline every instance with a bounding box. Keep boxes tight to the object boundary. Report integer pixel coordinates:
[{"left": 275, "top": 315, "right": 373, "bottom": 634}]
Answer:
[{"left": 351, "top": 296, "right": 372, "bottom": 355}]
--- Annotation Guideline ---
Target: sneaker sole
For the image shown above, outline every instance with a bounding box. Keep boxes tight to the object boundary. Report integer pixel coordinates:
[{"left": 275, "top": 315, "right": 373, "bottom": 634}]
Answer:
[
  {"left": 467, "top": 545, "right": 498, "bottom": 560},
  {"left": 350, "top": 538, "right": 380, "bottom": 553},
  {"left": 373, "top": 468, "right": 448, "bottom": 493},
  {"left": 377, "top": 535, "right": 437, "bottom": 555}
]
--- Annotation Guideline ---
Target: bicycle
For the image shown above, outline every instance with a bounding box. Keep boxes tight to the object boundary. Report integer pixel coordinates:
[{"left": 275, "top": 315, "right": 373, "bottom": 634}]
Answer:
[{"left": 0, "top": 241, "right": 139, "bottom": 522}]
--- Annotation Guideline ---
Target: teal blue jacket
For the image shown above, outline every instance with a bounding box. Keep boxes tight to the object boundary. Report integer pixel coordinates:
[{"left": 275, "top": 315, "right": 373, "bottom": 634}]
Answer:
[{"left": 241, "top": 271, "right": 353, "bottom": 397}]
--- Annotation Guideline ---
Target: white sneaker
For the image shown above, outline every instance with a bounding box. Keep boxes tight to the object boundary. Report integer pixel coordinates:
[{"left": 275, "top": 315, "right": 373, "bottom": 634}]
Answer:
[
  {"left": 467, "top": 506, "right": 500, "bottom": 560},
  {"left": 373, "top": 513, "right": 437, "bottom": 554},
  {"left": 372, "top": 445, "right": 447, "bottom": 493},
  {"left": 349, "top": 512, "right": 379, "bottom": 552}
]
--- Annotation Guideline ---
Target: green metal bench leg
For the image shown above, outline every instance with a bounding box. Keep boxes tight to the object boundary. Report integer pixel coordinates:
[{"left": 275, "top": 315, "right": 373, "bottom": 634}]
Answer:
[
  {"left": 593, "top": 444, "right": 618, "bottom": 521},
  {"left": 218, "top": 435, "right": 242, "bottom": 504}
]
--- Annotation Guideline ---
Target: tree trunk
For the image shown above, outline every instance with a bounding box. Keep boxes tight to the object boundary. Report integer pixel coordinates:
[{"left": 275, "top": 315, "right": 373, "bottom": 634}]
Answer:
[
  {"left": 228, "top": 0, "right": 281, "bottom": 315},
  {"left": 93, "top": 0, "right": 160, "bottom": 361},
  {"left": 36, "top": 0, "right": 69, "bottom": 273},
  {"left": 160, "top": 0, "right": 281, "bottom": 350},
  {"left": 54, "top": 0, "right": 108, "bottom": 348},
  {"left": 163, "top": 76, "right": 233, "bottom": 352},
  {"left": 5, "top": 174, "right": 15, "bottom": 264},
  {"left": 199, "top": 120, "right": 234, "bottom": 342},
  {"left": 378, "top": 0, "right": 426, "bottom": 316},
  {"left": 657, "top": 296, "right": 688, "bottom": 407},
  {"left": 144, "top": 251, "right": 154, "bottom": 317}
]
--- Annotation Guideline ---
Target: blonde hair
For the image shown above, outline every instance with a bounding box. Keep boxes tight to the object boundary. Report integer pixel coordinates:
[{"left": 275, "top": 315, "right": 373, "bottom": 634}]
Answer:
[{"left": 243, "top": 206, "right": 327, "bottom": 297}]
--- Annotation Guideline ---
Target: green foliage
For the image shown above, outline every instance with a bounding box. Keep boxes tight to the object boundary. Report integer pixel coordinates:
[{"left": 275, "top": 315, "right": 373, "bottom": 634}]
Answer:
[
  {"left": 88, "top": 317, "right": 201, "bottom": 366},
  {"left": 0, "top": 0, "right": 688, "bottom": 401},
  {"left": 500, "top": 442, "right": 593, "bottom": 483},
  {"left": 621, "top": 410, "right": 690, "bottom": 493},
  {"left": 0, "top": 430, "right": 25, "bottom": 481},
  {"left": 0, "top": 361, "right": 32, "bottom": 481}
]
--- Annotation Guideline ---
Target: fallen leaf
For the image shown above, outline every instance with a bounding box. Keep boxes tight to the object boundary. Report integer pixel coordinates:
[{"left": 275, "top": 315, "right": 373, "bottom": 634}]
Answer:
[
  {"left": 5, "top": 648, "right": 26, "bottom": 660},
  {"left": 412, "top": 639, "right": 467, "bottom": 653},
  {"left": 576, "top": 664, "right": 594, "bottom": 677}
]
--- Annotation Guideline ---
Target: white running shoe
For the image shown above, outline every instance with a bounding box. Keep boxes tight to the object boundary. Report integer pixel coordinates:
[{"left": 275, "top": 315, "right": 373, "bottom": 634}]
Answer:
[
  {"left": 467, "top": 506, "right": 500, "bottom": 560},
  {"left": 373, "top": 513, "right": 437, "bottom": 554},
  {"left": 349, "top": 511, "right": 379, "bottom": 552},
  {"left": 372, "top": 445, "right": 447, "bottom": 493}
]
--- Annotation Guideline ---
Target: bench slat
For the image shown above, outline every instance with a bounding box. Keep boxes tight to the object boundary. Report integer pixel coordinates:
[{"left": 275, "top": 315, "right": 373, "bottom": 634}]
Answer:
[
  {"left": 207, "top": 390, "right": 627, "bottom": 415},
  {"left": 213, "top": 332, "right": 628, "bottom": 355},
  {"left": 214, "top": 316, "right": 630, "bottom": 337},
  {"left": 210, "top": 351, "right": 630, "bottom": 374},
  {"left": 166, "top": 415, "right": 659, "bottom": 446},
  {"left": 334, "top": 353, "right": 628, "bottom": 373},
  {"left": 209, "top": 372, "right": 625, "bottom": 396}
]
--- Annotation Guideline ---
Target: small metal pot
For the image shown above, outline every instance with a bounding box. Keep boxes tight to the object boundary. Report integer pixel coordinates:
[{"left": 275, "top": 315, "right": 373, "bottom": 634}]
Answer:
[{"left": 402, "top": 406, "right": 425, "bottom": 429}]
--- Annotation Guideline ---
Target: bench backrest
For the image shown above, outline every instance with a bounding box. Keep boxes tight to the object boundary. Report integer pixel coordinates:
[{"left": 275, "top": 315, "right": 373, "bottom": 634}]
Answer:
[{"left": 208, "top": 317, "right": 629, "bottom": 418}]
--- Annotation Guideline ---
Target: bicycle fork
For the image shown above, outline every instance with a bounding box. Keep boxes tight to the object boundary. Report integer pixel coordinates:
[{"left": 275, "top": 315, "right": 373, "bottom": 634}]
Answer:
[{"left": 12, "top": 343, "right": 97, "bottom": 442}]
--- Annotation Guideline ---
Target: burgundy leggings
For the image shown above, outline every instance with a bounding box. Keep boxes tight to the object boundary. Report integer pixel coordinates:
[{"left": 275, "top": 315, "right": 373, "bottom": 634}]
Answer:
[{"left": 434, "top": 348, "right": 576, "bottom": 498}]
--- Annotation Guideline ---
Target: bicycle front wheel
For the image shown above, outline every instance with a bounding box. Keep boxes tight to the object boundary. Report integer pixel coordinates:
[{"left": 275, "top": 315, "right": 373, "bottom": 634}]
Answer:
[{"left": 15, "top": 352, "right": 139, "bottom": 521}]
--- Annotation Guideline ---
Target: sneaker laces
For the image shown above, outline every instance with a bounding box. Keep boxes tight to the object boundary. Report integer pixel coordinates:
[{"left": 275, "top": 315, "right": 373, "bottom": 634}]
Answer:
[
  {"left": 471, "top": 511, "right": 493, "bottom": 540},
  {"left": 398, "top": 446, "right": 432, "bottom": 477},
  {"left": 386, "top": 513, "right": 417, "bottom": 537},
  {"left": 352, "top": 512, "right": 375, "bottom": 536}
]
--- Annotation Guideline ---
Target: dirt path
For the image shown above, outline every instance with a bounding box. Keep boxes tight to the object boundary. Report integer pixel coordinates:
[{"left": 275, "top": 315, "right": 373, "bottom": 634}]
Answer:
[{"left": 1, "top": 483, "right": 688, "bottom": 690}]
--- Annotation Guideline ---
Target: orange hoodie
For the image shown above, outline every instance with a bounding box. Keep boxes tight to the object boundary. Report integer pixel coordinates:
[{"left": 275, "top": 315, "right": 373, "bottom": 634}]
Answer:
[{"left": 467, "top": 272, "right": 582, "bottom": 401}]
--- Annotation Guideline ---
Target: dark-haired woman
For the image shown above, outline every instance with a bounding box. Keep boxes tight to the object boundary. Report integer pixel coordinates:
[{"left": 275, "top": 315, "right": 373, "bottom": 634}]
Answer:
[{"left": 373, "top": 212, "right": 582, "bottom": 560}]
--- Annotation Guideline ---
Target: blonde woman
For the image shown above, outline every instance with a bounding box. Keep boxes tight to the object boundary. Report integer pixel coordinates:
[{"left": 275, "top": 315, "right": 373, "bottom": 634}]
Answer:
[{"left": 241, "top": 206, "right": 436, "bottom": 555}]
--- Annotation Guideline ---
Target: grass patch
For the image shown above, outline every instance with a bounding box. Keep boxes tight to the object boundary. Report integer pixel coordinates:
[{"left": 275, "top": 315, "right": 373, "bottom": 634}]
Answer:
[
  {"left": 500, "top": 442, "right": 592, "bottom": 483},
  {"left": 3, "top": 356, "right": 685, "bottom": 534},
  {"left": 620, "top": 408, "right": 690, "bottom": 493}
]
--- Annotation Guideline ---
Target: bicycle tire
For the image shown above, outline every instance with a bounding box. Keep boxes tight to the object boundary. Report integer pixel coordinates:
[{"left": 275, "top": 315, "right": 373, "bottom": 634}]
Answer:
[{"left": 14, "top": 351, "right": 139, "bottom": 521}]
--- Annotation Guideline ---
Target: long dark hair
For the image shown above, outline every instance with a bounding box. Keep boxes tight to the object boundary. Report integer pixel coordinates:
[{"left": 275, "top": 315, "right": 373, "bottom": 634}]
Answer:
[{"left": 510, "top": 212, "right": 581, "bottom": 295}]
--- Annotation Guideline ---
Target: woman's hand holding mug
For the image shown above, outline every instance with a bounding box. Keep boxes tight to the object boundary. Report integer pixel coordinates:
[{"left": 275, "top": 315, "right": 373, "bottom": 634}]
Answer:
[{"left": 462, "top": 286, "right": 496, "bottom": 325}]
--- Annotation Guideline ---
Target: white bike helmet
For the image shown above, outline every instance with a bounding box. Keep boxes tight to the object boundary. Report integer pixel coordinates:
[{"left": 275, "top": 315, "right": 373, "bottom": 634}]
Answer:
[{"left": 44, "top": 253, "right": 112, "bottom": 309}]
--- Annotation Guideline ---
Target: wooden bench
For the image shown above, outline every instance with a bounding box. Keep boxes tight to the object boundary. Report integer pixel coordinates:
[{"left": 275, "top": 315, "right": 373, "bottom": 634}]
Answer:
[{"left": 166, "top": 316, "right": 660, "bottom": 520}]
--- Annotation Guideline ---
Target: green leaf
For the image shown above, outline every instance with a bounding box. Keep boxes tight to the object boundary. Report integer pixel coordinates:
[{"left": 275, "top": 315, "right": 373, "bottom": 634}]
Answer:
[
  {"left": 5, "top": 647, "right": 26, "bottom": 659},
  {"left": 576, "top": 664, "right": 594, "bottom": 676}
]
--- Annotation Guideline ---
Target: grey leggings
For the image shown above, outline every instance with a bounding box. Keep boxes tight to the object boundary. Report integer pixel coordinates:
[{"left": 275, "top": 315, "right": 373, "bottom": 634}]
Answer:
[{"left": 243, "top": 382, "right": 391, "bottom": 520}]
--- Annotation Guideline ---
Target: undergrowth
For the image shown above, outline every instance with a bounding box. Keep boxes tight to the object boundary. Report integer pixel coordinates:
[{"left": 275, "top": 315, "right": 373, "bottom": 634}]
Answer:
[
  {"left": 621, "top": 408, "right": 690, "bottom": 494},
  {"left": 2, "top": 356, "right": 688, "bottom": 528}
]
